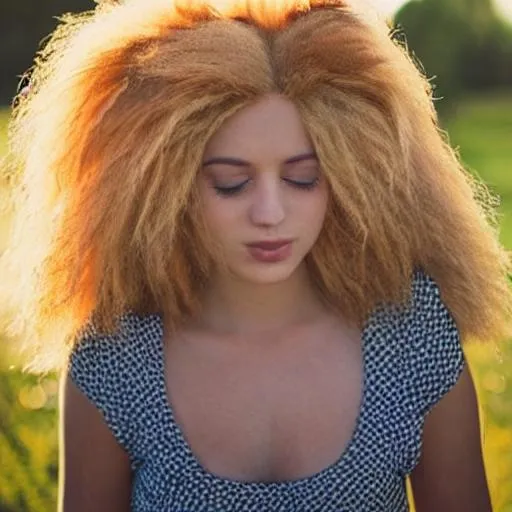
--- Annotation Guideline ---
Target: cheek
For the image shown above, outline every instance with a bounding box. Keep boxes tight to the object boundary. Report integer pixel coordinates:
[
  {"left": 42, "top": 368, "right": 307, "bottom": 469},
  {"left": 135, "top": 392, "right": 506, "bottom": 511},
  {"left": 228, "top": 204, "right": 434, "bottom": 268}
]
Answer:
[
  {"left": 201, "top": 196, "right": 240, "bottom": 239},
  {"left": 295, "top": 189, "right": 329, "bottom": 227}
]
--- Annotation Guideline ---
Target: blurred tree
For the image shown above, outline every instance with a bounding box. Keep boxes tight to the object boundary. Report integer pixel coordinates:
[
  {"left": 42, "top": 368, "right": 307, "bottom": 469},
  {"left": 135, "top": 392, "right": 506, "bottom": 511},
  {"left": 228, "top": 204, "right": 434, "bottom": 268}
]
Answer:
[
  {"left": 462, "top": 22, "right": 512, "bottom": 91},
  {"left": 395, "top": 0, "right": 512, "bottom": 114}
]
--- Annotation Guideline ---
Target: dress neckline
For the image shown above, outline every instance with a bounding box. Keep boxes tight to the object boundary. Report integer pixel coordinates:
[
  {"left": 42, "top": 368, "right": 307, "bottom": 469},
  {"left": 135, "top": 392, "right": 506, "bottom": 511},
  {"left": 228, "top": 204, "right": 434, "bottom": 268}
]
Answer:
[{"left": 152, "top": 310, "right": 377, "bottom": 492}]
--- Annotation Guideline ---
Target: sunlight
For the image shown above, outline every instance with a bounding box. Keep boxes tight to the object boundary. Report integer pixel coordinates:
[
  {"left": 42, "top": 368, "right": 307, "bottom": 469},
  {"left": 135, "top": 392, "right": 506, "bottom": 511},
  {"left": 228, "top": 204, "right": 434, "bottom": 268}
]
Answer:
[{"left": 495, "top": 0, "right": 512, "bottom": 21}]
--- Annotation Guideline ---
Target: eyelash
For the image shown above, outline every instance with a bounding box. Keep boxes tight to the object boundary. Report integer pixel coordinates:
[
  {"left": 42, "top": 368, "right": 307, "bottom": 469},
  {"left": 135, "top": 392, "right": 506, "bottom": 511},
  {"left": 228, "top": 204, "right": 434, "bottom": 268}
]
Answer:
[{"left": 213, "top": 178, "right": 320, "bottom": 197}]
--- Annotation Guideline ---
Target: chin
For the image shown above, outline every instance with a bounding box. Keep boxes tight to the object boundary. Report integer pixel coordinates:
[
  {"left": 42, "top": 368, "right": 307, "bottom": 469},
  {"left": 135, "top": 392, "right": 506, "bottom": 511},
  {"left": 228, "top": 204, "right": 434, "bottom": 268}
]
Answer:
[{"left": 230, "top": 261, "right": 302, "bottom": 285}]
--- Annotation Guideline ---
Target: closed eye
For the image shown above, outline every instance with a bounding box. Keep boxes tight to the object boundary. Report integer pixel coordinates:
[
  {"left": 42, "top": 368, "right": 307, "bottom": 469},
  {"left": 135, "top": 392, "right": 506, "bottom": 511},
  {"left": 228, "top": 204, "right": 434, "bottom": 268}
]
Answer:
[
  {"left": 213, "top": 178, "right": 319, "bottom": 197},
  {"left": 283, "top": 177, "right": 319, "bottom": 190},
  {"left": 213, "top": 182, "right": 247, "bottom": 196}
]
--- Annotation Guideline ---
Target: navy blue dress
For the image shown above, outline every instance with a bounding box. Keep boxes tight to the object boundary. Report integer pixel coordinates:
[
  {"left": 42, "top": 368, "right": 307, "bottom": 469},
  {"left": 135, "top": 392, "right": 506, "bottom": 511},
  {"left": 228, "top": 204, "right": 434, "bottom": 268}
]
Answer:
[{"left": 68, "top": 268, "right": 465, "bottom": 511}]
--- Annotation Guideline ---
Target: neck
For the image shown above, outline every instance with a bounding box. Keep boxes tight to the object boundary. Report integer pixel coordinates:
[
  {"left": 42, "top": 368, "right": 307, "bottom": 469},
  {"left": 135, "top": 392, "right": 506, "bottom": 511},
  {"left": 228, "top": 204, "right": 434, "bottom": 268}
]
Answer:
[{"left": 194, "top": 263, "right": 331, "bottom": 338}]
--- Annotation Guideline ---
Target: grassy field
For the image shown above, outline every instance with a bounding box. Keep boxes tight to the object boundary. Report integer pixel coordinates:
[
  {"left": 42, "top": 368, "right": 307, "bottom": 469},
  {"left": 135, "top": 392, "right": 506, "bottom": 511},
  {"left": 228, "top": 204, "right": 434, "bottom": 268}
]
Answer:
[
  {"left": 444, "top": 93, "right": 512, "bottom": 511},
  {"left": 447, "top": 93, "right": 512, "bottom": 249},
  {"left": 0, "top": 109, "right": 61, "bottom": 509},
  {"left": 0, "top": 94, "right": 511, "bottom": 511}
]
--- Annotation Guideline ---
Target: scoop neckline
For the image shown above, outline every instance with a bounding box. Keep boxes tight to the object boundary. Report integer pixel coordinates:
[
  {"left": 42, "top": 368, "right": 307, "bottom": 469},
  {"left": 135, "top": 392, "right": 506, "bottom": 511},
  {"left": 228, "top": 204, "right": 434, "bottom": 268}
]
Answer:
[{"left": 153, "top": 312, "right": 375, "bottom": 492}]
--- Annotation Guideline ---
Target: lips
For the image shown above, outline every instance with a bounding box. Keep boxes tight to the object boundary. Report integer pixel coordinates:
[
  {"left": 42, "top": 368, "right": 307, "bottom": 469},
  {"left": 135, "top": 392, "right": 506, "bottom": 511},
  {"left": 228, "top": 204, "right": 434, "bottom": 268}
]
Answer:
[{"left": 246, "top": 240, "right": 293, "bottom": 250}]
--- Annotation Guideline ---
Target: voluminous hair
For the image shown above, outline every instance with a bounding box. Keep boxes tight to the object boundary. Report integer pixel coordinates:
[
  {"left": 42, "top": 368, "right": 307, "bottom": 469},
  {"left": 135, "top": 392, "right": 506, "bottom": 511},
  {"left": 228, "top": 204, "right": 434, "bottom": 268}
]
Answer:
[{"left": 2, "top": 0, "right": 511, "bottom": 373}]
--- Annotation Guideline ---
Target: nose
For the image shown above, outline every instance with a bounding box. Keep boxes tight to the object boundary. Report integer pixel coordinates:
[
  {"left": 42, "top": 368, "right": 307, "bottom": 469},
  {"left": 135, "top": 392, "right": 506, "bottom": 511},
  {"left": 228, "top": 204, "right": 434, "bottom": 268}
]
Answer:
[{"left": 249, "top": 176, "right": 286, "bottom": 228}]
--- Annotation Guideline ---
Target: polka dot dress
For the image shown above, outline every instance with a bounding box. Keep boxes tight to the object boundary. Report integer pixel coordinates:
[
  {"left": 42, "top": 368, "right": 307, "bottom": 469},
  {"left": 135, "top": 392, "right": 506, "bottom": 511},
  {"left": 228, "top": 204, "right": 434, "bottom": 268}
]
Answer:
[{"left": 68, "top": 268, "right": 465, "bottom": 511}]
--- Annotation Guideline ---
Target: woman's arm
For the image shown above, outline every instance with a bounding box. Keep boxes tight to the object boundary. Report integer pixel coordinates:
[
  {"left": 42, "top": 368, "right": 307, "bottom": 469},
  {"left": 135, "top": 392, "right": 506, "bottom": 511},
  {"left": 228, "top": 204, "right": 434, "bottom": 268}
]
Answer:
[
  {"left": 58, "top": 375, "right": 133, "bottom": 512},
  {"left": 410, "top": 364, "right": 493, "bottom": 512}
]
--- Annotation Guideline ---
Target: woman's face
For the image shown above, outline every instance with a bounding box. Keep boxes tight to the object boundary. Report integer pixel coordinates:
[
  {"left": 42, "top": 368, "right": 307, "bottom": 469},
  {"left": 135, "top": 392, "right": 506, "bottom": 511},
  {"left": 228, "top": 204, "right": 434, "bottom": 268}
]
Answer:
[{"left": 197, "top": 94, "right": 329, "bottom": 285}]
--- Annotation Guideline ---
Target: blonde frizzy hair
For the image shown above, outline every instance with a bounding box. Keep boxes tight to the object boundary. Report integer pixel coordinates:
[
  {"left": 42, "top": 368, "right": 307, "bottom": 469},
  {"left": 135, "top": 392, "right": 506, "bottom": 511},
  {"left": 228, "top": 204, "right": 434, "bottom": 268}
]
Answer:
[{"left": 3, "top": 0, "right": 511, "bottom": 373}]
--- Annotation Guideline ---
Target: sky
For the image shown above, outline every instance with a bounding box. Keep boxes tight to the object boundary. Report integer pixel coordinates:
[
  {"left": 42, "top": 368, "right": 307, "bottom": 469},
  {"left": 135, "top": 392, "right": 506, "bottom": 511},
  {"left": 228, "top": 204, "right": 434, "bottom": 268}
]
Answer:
[{"left": 368, "top": 0, "right": 512, "bottom": 21}]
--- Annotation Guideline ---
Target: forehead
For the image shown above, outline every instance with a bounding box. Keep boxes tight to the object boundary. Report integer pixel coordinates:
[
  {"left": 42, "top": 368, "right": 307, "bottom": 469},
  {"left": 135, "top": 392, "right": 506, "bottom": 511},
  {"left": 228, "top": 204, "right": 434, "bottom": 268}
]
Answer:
[{"left": 203, "top": 94, "right": 314, "bottom": 162}]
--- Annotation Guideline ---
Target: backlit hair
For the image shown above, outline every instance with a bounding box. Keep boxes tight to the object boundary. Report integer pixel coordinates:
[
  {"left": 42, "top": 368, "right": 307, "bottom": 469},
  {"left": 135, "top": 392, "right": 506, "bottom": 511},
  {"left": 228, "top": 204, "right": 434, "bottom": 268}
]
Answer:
[{"left": 3, "top": 0, "right": 511, "bottom": 372}]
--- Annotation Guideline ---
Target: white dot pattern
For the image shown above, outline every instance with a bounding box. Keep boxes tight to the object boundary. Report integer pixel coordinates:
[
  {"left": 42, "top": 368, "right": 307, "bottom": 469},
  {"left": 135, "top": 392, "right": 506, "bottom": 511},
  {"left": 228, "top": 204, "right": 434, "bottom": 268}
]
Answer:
[{"left": 68, "top": 268, "right": 465, "bottom": 511}]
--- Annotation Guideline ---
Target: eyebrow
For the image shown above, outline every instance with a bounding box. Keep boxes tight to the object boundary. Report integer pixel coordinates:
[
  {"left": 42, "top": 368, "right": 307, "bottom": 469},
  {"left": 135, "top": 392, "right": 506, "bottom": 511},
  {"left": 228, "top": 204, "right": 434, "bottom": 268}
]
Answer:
[{"left": 202, "top": 151, "right": 318, "bottom": 167}]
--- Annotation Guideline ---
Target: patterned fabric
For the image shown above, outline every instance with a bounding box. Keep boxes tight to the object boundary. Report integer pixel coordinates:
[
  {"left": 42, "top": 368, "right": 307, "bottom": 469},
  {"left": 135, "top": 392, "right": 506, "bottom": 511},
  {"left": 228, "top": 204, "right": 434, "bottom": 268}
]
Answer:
[{"left": 68, "top": 268, "right": 465, "bottom": 511}]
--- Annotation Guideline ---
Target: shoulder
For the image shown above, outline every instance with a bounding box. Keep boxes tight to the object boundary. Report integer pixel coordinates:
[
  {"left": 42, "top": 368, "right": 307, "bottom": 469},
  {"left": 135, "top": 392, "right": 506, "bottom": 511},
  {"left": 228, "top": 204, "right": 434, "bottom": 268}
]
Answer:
[
  {"left": 388, "top": 268, "right": 467, "bottom": 474},
  {"left": 69, "top": 314, "right": 159, "bottom": 383},
  {"left": 371, "top": 268, "right": 464, "bottom": 370},
  {"left": 69, "top": 312, "right": 162, "bottom": 375},
  {"left": 408, "top": 267, "right": 453, "bottom": 319},
  {"left": 400, "top": 268, "right": 466, "bottom": 404},
  {"left": 66, "top": 312, "right": 163, "bottom": 451},
  {"left": 406, "top": 268, "right": 464, "bottom": 370}
]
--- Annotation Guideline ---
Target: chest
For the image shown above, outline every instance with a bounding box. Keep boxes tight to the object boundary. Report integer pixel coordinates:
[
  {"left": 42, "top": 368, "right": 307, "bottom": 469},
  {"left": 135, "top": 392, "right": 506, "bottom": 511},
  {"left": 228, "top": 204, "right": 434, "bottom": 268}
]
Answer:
[{"left": 163, "top": 326, "right": 364, "bottom": 483}]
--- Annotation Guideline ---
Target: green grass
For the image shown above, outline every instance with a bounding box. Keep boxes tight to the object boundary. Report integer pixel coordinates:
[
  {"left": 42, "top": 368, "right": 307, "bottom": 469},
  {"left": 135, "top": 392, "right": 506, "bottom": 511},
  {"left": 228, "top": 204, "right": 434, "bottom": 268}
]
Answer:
[
  {"left": 443, "top": 93, "right": 512, "bottom": 509},
  {"left": 448, "top": 93, "right": 512, "bottom": 193},
  {"left": 446, "top": 92, "right": 512, "bottom": 249},
  {"left": 1, "top": 94, "right": 512, "bottom": 510}
]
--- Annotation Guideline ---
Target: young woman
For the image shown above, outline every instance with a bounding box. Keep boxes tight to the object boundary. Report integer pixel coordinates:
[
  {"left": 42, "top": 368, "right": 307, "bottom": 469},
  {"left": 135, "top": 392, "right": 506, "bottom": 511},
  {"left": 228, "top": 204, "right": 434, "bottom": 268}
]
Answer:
[{"left": 4, "top": 0, "right": 511, "bottom": 510}]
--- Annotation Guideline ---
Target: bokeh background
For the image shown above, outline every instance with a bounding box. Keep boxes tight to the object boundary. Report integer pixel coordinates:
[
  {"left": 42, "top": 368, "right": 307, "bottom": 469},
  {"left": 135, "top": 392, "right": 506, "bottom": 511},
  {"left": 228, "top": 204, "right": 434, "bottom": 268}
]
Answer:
[{"left": 1, "top": 0, "right": 511, "bottom": 510}]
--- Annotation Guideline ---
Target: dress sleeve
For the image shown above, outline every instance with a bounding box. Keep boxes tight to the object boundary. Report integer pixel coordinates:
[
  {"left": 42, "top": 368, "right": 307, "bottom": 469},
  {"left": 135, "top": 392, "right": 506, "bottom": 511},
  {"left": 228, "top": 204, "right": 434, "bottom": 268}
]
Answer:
[
  {"left": 66, "top": 318, "right": 137, "bottom": 456},
  {"left": 393, "top": 268, "right": 466, "bottom": 475}
]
